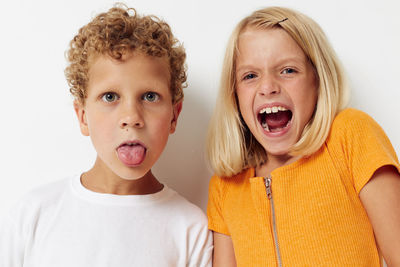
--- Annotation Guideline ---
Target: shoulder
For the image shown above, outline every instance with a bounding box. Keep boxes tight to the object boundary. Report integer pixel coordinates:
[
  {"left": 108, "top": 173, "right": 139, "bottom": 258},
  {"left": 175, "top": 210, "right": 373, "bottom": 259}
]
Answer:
[
  {"left": 162, "top": 189, "right": 213, "bottom": 266},
  {"left": 327, "top": 109, "right": 399, "bottom": 194},
  {"left": 209, "top": 168, "right": 253, "bottom": 187},
  {"left": 332, "top": 108, "right": 376, "bottom": 129},
  {"left": 208, "top": 168, "right": 253, "bottom": 197},
  {"left": 328, "top": 108, "right": 385, "bottom": 142},
  {"left": 325, "top": 108, "right": 392, "bottom": 168},
  {"left": 332, "top": 108, "right": 379, "bottom": 133},
  {"left": 7, "top": 177, "right": 73, "bottom": 224},
  {"left": 1, "top": 177, "right": 72, "bottom": 238},
  {"left": 162, "top": 187, "right": 208, "bottom": 224},
  {"left": 207, "top": 168, "right": 253, "bottom": 211},
  {"left": 327, "top": 108, "right": 395, "bottom": 154},
  {"left": 19, "top": 177, "right": 71, "bottom": 208}
]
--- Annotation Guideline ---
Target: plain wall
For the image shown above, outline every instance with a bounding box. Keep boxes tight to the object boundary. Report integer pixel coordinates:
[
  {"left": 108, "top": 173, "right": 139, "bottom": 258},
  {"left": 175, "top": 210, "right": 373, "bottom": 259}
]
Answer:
[{"left": 0, "top": 0, "right": 399, "bottom": 218}]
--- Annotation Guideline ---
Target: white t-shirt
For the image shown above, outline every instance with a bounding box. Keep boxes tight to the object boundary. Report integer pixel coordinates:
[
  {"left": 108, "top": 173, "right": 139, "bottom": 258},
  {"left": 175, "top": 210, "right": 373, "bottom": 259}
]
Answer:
[{"left": 0, "top": 175, "right": 213, "bottom": 267}]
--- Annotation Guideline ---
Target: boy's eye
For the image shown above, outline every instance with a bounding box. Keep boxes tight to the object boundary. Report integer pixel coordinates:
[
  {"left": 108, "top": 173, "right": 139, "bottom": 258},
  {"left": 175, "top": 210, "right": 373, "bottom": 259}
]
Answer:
[
  {"left": 282, "top": 68, "right": 296, "bottom": 74},
  {"left": 101, "top": 92, "right": 119, "bottom": 102},
  {"left": 142, "top": 92, "right": 160, "bottom": 102}
]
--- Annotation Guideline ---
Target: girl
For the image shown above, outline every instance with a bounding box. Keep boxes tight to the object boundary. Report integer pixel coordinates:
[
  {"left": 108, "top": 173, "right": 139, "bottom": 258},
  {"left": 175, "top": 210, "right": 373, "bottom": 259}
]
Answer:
[{"left": 207, "top": 7, "right": 400, "bottom": 267}]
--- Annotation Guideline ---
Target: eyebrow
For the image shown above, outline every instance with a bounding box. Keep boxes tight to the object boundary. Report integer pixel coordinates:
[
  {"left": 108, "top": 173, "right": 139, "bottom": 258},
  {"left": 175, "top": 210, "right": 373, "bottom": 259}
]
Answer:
[{"left": 236, "top": 56, "right": 307, "bottom": 73}]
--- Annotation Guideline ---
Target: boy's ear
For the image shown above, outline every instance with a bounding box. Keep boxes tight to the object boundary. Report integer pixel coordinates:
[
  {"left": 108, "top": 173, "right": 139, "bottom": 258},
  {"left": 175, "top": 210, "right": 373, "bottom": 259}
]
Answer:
[
  {"left": 170, "top": 101, "right": 183, "bottom": 134},
  {"left": 73, "top": 101, "right": 89, "bottom": 136}
]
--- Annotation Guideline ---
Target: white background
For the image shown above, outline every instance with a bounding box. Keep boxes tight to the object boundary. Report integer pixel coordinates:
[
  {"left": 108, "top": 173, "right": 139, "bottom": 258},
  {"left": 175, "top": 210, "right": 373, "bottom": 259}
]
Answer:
[{"left": 0, "top": 0, "right": 399, "bottom": 218}]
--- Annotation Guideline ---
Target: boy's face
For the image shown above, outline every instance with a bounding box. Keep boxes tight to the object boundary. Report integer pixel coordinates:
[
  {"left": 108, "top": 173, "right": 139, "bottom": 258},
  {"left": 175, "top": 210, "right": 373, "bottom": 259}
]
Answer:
[{"left": 74, "top": 52, "right": 181, "bottom": 181}]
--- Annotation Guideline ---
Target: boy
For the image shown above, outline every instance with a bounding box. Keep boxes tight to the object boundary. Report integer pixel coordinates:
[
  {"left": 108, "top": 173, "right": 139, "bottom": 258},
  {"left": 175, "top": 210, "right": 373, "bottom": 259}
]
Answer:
[{"left": 0, "top": 5, "right": 212, "bottom": 267}]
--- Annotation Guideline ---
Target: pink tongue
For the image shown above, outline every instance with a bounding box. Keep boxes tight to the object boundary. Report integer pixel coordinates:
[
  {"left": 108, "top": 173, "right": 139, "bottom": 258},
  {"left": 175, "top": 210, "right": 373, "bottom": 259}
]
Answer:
[
  {"left": 266, "top": 112, "right": 290, "bottom": 129},
  {"left": 117, "top": 145, "right": 146, "bottom": 166}
]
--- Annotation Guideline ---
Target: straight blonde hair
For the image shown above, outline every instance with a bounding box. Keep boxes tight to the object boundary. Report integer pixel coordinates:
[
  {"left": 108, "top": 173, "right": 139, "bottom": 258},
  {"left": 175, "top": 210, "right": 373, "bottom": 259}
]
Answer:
[{"left": 207, "top": 7, "right": 349, "bottom": 177}]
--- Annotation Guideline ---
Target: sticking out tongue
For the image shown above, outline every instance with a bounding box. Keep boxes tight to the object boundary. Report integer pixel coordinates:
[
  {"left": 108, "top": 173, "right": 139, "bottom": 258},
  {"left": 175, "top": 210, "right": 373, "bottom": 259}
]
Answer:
[
  {"left": 117, "top": 144, "right": 146, "bottom": 166},
  {"left": 266, "top": 111, "right": 292, "bottom": 131}
]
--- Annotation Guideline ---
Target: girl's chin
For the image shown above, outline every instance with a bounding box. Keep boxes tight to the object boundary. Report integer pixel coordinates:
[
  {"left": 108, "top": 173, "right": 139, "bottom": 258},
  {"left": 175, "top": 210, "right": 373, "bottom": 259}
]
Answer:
[
  {"left": 260, "top": 139, "right": 294, "bottom": 156},
  {"left": 263, "top": 143, "right": 294, "bottom": 159}
]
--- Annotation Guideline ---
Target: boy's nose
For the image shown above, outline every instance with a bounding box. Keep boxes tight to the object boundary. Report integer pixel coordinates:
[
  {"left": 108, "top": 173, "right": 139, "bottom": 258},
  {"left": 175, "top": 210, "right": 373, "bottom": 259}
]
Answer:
[
  {"left": 258, "top": 76, "right": 281, "bottom": 96},
  {"left": 119, "top": 105, "right": 144, "bottom": 129}
]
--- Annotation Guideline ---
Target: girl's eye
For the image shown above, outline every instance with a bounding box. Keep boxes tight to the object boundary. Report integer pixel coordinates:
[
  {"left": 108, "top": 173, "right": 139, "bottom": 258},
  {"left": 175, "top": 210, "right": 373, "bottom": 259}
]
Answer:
[
  {"left": 101, "top": 92, "right": 119, "bottom": 102},
  {"left": 282, "top": 68, "right": 296, "bottom": 74},
  {"left": 243, "top": 73, "right": 257, "bottom": 80},
  {"left": 143, "top": 92, "right": 160, "bottom": 102}
]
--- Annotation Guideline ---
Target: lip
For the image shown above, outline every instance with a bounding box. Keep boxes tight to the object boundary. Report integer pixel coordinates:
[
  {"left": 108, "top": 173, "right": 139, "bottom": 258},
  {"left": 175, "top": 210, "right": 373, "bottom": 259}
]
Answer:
[
  {"left": 256, "top": 102, "right": 293, "bottom": 138},
  {"left": 116, "top": 139, "right": 147, "bottom": 150}
]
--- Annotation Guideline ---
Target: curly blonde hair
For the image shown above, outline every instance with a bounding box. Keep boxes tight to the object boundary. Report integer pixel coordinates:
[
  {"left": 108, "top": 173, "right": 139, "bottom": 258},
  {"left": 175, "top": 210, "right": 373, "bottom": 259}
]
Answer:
[{"left": 65, "top": 4, "right": 186, "bottom": 105}]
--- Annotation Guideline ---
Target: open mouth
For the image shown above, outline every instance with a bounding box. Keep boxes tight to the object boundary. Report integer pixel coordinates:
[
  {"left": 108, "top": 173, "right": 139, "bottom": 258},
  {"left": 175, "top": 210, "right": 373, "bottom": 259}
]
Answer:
[{"left": 258, "top": 106, "right": 293, "bottom": 133}]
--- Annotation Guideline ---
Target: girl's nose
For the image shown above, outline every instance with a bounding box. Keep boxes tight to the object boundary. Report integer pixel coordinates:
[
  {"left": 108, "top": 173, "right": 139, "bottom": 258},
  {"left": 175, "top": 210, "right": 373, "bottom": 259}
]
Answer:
[
  {"left": 258, "top": 76, "right": 281, "bottom": 96},
  {"left": 119, "top": 104, "right": 144, "bottom": 129}
]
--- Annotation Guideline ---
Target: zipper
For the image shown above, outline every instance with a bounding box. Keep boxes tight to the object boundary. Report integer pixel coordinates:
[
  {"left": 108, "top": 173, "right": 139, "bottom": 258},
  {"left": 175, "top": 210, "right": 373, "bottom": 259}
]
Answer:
[{"left": 265, "top": 177, "right": 282, "bottom": 267}]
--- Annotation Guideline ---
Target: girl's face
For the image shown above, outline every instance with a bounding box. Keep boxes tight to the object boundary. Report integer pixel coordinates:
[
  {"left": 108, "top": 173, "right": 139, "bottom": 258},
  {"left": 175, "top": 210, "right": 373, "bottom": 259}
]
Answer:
[{"left": 235, "top": 27, "right": 318, "bottom": 162}]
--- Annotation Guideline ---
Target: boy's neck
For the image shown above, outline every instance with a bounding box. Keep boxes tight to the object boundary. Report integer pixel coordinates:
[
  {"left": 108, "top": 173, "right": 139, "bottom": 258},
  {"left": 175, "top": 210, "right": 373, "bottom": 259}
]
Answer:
[{"left": 81, "top": 166, "right": 163, "bottom": 195}]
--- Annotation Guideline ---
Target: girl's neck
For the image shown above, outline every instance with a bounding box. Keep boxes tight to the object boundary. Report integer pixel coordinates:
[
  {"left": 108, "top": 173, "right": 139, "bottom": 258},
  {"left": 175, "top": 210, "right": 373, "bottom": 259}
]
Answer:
[{"left": 255, "top": 154, "right": 300, "bottom": 177}]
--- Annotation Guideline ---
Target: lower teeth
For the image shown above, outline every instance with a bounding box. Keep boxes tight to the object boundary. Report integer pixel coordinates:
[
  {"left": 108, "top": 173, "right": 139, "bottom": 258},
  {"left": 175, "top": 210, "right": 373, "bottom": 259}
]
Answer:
[
  {"left": 262, "top": 122, "right": 270, "bottom": 132},
  {"left": 262, "top": 120, "right": 291, "bottom": 132}
]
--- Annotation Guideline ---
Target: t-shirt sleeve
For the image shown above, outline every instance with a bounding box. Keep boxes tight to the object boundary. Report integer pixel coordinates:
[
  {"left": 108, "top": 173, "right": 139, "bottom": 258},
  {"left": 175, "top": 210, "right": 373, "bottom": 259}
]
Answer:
[
  {"left": 0, "top": 201, "right": 28, "bottom": 267},
  {"left": 187, "top": 223, "right": 213, "bottom": 267},
  {"left": 332, "top": 109, "right": 400, "bottom": 194},
  {"left": 207, "top": 175, "right": 230, "bottom": 235}
]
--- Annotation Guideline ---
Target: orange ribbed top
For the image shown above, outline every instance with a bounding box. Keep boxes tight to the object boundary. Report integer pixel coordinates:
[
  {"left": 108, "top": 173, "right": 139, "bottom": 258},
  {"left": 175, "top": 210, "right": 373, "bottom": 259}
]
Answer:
[{"left": 207, "top": 108, "right": 400, "bottom": 266}]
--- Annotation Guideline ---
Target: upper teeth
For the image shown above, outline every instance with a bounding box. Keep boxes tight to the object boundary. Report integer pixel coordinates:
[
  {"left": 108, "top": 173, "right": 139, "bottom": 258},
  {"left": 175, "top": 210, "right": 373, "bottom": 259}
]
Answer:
[
  {"left": 126, "top": 142, "right": 137, "bottom": 146},
  {"left": 259, "top": 106, "right": 287, "bottom": 114}
]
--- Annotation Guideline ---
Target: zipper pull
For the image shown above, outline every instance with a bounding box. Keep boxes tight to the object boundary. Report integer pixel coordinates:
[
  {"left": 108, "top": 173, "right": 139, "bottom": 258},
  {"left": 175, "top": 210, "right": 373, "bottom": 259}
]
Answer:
[{"left": 264, "top": 177, "right": 272, "bottom": 199}]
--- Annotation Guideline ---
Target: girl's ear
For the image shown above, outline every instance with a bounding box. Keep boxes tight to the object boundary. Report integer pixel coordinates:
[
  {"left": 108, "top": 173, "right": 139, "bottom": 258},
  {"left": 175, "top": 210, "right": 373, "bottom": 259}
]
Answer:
[
  {"left": 73, "top": 101, "right": 89, "bottom": 136},
  {"left": 170, "top": 101, "right": 183, "bottom": 134}
]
